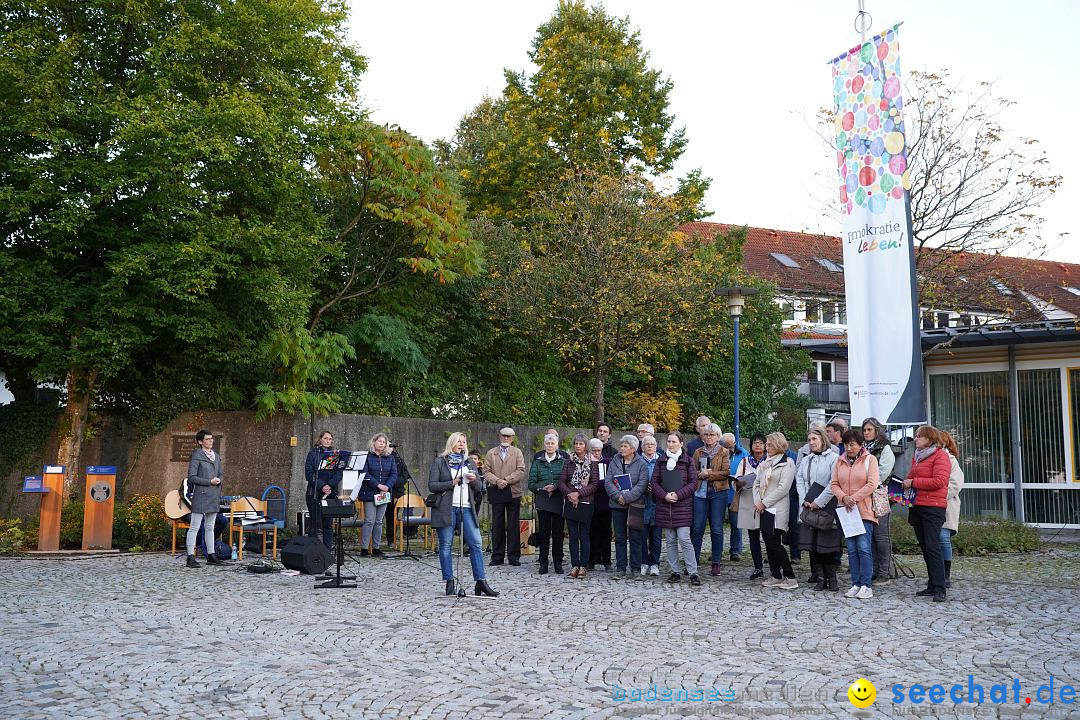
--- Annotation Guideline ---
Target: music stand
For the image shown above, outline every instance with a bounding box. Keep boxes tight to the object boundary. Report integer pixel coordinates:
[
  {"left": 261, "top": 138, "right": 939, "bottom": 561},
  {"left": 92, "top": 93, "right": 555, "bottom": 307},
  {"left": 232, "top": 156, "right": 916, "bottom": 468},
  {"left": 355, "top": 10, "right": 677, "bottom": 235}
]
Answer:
[{"left": 316, "top": 498, "right": 358, "bottom": 589}]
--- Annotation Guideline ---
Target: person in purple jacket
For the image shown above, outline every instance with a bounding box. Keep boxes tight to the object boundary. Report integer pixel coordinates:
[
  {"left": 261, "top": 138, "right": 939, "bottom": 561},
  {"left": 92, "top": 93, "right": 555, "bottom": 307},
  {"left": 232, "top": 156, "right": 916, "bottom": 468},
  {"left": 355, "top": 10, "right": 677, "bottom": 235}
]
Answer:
[{"left": 650, "top": 431, "right": 700, "bottom": 586}]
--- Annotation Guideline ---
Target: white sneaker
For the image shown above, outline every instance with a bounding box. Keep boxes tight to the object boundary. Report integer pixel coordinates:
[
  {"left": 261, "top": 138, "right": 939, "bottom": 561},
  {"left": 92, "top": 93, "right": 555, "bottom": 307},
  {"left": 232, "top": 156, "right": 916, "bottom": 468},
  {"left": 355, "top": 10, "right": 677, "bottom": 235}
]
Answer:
[
  {"left": 762, "top": 577, "right": 783, "bottom": 587},
  {"left": 856, "top": 586, "right": 874, "bottom": 599},
  {"left": 640, "top": 564, "right": 648, "bottom": 576},
  {"left": 845, "top": 585, "right": 861, "bottom": 598},
  {"left": 778, "top": 578, "right": 799, "bottom": 590},
  {"left": 649, "top": 564, "right": 660, "bottom": 576}
]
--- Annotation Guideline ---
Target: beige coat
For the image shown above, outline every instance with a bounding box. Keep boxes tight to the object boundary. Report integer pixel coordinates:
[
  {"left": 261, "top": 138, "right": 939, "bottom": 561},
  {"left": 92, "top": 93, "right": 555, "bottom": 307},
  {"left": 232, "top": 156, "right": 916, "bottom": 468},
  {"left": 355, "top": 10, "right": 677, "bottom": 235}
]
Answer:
[
  {"left": 483, "top": 445, "right": 527, "bottom": 499},
  {"left": 752, "top": 454, "right": 796, "bottom": 532},
  {"left": 943, "top": 452, "right": 965, "bottom": 533},
  {"left": 733, "top": 456, "right": 762, "bottom": 531}
]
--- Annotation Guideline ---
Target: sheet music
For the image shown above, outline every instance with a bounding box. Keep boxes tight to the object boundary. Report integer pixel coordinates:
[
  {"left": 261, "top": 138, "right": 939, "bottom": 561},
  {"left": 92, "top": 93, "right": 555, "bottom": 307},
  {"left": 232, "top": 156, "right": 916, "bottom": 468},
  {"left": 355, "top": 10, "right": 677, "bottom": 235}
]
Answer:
[
  {"left": 349, "top": 473, "right": 366, "bottom": 502},
  {"left": 347, "top": 451, "right": 369, "bottom": 471}
]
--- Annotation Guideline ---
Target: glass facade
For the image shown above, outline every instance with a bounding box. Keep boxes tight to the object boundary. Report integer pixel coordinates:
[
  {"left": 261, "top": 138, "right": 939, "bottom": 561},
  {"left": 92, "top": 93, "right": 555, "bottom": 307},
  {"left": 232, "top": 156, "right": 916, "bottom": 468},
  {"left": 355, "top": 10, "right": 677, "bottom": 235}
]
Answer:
[{"left": 930, "top": 367, "right": 1076, "bottom": 525}]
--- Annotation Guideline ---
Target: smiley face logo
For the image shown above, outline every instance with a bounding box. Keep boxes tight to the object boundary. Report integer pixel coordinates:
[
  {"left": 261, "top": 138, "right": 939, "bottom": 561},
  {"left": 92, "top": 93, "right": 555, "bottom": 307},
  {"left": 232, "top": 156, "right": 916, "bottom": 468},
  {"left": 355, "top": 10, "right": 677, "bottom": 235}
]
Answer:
[{"left": 848, "top": 678, "right": 876, "bottom": 708}]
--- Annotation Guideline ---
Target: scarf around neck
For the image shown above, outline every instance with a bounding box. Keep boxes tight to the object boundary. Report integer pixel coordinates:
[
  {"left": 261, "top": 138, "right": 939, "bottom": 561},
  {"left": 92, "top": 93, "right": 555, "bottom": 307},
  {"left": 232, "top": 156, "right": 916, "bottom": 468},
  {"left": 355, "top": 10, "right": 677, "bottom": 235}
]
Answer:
[
  {"left": 665, "top": 449, "right": 682, "bottom": 471},
  {"left": 569, "top": 454, "right": 591, "bottom": 489},
  {"left": 915, "top": 445, "right": 938, "bottom": 463},
  {"left": 447, "top": 452, "right": 466, "bottom": 468}
]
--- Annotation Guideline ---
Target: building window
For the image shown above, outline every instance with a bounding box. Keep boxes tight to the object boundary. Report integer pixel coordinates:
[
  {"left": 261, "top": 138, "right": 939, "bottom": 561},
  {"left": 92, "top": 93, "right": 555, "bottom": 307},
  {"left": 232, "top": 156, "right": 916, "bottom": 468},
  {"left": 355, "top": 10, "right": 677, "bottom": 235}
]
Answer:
[
  {"left": 804, "top": 300, "right": 820, "bottom": 324},
  {"left": 936, "top": 311, "right": 951, "bottom": 328},
  {"left": 778, "top": 299, "right": 796, "bottom": 321},
  {"left": 813, "top": 360, "right": 834, "bottom": 383},
  {"left": 770, "top": 252, "right": 801, "bottom": 268},
  {"left": 1070, "top": 369, "right": 1080, "bottom": 481}
]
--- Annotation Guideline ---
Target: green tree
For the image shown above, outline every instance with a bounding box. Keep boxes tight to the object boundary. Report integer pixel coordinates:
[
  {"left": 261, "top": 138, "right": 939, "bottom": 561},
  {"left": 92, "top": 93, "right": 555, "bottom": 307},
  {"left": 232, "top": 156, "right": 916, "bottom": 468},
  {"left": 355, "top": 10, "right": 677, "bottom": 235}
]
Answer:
[
  {"left": 440, "top": 0, "right": 706, "bottom": 220},
  {"left": 309, "top": 121, "right": 483, "bottom": 331},
  {"left": 0, "top": 0, "right": 364, "bottom": 494},
  {"left": 479, "top": 172, "right": 733, "bottom": 424}
]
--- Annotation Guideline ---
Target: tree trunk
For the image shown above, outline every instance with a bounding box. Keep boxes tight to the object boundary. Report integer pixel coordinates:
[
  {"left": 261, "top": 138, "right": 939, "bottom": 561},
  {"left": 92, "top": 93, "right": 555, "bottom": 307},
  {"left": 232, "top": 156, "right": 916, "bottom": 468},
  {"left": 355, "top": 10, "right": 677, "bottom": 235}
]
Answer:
[
  {"left": 56, "top": 368, "right": 99, "bottom": 499},
  {"left": 593, "top": 334, "right": 607, "bottom": 424}
]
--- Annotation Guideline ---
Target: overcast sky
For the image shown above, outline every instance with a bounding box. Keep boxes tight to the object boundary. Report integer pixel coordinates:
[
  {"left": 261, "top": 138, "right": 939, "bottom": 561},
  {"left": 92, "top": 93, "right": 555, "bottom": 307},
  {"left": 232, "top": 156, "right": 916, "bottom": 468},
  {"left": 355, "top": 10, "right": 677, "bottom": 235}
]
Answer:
[{"left": 347, "top": 0, "right": 1078, "bottom": 263}]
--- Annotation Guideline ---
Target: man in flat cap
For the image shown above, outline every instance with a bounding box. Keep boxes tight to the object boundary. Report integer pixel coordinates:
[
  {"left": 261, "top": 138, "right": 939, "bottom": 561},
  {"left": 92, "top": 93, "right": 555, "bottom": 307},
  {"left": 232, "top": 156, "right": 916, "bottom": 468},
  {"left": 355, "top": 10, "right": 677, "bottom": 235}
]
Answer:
[{"left": 484, "top": 427, "right": 527, "bottom": 566}]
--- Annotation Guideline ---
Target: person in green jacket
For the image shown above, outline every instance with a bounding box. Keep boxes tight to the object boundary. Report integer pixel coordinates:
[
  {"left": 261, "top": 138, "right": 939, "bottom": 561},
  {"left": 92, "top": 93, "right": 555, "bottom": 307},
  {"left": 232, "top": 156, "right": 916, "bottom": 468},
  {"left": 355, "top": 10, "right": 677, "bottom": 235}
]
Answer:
[{"left": 529, "top": 433, "right": 567, "bottom": 575}]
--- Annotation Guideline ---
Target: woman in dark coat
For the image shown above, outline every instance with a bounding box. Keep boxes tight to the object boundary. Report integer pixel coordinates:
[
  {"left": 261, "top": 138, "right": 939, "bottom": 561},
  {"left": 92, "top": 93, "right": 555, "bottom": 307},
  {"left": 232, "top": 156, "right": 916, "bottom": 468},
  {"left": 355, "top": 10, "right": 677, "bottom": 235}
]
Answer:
[
  {"left": 428, "top": 432, "right": 498, "bottom": 598},
  {"left": 558, "top": 433, "right": 600, "bottom": 579},
  {"left": 358, "top": 432, "right": 398, "bottom": 557},
  {"left": 185, "top": 429, "right": 224, "bottom": 568},
  {"left": 649, "top": 431, "right": 699, "bottom": 585}
]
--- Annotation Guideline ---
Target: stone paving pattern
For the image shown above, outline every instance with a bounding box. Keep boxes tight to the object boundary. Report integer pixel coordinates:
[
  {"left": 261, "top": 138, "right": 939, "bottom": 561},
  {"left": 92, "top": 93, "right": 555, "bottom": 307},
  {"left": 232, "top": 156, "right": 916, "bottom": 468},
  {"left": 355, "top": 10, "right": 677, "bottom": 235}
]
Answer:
[{"left": 1, "top": 544, "right": 1078, "bottom": 720}]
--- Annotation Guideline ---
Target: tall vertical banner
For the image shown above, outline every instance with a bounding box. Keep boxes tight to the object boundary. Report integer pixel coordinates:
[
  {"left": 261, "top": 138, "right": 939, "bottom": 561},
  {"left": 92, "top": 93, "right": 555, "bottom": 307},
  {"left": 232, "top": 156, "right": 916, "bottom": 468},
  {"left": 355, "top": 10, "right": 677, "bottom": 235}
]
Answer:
[{"left": 830, "top": 24, "right": 925, "bottom": 424}]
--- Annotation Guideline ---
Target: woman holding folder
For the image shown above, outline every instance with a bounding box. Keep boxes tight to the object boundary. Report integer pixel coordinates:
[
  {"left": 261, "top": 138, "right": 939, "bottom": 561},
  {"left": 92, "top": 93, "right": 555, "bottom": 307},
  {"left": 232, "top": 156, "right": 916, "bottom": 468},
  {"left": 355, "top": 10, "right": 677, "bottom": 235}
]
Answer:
[
  {"left": 733, "top": 433, "right": 769, "bottom": 580},
  {"left": 605, "top": 435, "right": 650, "bottom": 580},
  {"left": 752, "top": 433, "right": 798, "bottom": 589},
  {"left": 649, "top": 432, "right": 699, "bottom": 586}
]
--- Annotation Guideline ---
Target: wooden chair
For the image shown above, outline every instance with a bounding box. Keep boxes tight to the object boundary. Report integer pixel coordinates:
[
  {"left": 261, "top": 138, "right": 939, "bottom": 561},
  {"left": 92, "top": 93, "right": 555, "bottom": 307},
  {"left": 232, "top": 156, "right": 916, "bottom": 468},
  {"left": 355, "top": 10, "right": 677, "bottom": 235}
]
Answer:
[
  {"left": 228, "top": 497, "right": 278, "bottom": 560},
  {"left": 394, "top": 493, "right": 432, "bottom": 551}
]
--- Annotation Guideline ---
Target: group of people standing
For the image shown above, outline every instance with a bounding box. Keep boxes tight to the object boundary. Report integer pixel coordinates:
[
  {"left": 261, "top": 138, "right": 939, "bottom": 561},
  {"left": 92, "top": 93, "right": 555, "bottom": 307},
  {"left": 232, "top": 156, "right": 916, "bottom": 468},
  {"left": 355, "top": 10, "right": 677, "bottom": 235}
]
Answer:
[{"left": 295, "top": 417, "right": 963, "bottom": 602}]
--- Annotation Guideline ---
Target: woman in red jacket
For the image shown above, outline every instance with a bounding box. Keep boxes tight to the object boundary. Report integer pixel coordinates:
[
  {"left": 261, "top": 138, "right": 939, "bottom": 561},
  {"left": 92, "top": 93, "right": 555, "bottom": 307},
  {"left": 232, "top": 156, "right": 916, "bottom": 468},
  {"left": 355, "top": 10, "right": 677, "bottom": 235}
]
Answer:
[{"left": 903, "top": 425, "right": 952, "bottom": 602}]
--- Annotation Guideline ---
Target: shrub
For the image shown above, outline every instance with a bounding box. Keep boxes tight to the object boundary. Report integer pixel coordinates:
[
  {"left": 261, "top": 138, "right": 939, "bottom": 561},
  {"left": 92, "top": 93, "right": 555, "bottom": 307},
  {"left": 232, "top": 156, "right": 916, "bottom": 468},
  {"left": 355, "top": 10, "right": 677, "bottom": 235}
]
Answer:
[
  {"left": 59, "top": 501, "right": 84, "bottom": 549},
  {"left": 890, "top": 513, "right": 1039, "bottom": 555},
  {"left": 0, "top": 518, "right": 26, "bottom": 554},
  {"left": 122, "top": 494, "right": 170, "bottom": 551}
]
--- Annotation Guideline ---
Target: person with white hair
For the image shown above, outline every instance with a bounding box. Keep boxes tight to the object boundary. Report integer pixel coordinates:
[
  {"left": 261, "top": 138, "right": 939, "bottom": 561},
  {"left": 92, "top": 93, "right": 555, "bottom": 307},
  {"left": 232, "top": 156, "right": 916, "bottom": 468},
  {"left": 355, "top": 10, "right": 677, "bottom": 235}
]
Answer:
[
  {"left": 690, "top": 422, "right": 731, "bottom": 576},
  {"left": 686, "top": 415, "right": 712, "bottom": 455},
  {"left": 528, "top": 432, "right": 567, "bottom": 576},
  {"left": 484, "top": 427, "right": 526, "bottom": 567},
  {"left": 605, "top": 434, "right": 650, "bottom": 580}
]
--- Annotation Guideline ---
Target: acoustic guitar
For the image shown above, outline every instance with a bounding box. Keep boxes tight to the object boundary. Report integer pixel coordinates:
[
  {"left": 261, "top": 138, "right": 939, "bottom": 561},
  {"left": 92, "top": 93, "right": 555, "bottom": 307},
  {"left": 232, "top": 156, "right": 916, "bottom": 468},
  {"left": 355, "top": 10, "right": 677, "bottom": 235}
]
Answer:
[{"left": 163, "top": 490, "right": 188, "bottom": 520}]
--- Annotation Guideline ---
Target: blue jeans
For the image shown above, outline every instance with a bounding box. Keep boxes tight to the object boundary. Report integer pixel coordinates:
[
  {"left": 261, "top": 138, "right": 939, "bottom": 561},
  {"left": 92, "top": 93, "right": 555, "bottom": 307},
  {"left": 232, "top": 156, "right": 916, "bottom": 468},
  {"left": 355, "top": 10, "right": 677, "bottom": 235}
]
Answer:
[
  {"left": 436, "top": 506, "right": 486, "bottom": 582},
  {"left": 691, "top": 488, "right": 726, "bottom": 563},
  {"left": 643, "top": 523, "right": 662, "bottom": 566},
  {"left": 611, "top": 508, "right": 643, "bottom": 571},
  {"left": 845, "top": 519, "right": 876, "bottom": 588},
  {"left": 940, "top": 527, "right": 953, "bottom": 562}
]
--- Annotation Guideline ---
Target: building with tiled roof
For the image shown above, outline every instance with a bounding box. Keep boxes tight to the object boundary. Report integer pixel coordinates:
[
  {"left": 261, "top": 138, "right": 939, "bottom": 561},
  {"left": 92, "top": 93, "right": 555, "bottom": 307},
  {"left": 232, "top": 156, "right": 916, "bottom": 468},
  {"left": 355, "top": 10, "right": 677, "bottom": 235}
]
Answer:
[{"left": 680, "top": 221, "right": 1080, "bottom": 528}]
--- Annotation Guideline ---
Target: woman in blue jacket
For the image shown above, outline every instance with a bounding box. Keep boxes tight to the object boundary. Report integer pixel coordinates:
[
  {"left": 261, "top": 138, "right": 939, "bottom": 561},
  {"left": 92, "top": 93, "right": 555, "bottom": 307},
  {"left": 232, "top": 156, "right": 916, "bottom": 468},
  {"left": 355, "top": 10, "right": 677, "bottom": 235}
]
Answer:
[{"left": 359, "top": 433, "right": 398, "bottom": 556}]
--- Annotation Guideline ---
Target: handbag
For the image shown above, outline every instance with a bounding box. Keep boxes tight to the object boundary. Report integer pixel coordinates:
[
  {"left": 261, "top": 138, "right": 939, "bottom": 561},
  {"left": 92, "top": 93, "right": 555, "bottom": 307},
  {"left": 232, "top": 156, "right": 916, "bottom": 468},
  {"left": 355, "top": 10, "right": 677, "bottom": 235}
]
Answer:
[
  {"left": 627, "top": 504, "right": 645, "bottom": 531},
  {"left": 563, "top": 498, "right": 594, "bottom": 524},
  {"left": 800, "top": 505, "right": 836, "bottom": 531},
  {"left": 424, "top": 492, "right": 442, "bottom": 509}
]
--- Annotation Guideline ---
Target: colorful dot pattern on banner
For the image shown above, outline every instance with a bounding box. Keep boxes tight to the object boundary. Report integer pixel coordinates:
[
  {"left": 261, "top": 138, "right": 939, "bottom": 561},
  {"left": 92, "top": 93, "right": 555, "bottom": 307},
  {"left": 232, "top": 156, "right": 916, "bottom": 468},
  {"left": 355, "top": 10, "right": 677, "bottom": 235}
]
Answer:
[{"left": 831, "top": 26, "right": 909, "bottom": 216}]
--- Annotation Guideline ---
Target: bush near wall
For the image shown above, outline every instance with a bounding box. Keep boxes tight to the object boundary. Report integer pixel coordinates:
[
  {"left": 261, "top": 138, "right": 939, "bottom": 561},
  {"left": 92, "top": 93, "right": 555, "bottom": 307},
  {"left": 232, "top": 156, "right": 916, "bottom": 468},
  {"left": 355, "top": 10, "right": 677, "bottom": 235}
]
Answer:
[{"left": 890, "top": 515, "right": 1040, "bottom": 555}]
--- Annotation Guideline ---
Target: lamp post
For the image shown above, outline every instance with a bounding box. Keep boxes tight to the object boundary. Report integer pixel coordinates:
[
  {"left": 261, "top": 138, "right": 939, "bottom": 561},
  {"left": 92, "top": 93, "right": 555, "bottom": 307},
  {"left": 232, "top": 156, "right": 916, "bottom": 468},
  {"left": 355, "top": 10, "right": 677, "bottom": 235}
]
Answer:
[{"left": 715, "top": 286, "right": 759, "bottom": 446}]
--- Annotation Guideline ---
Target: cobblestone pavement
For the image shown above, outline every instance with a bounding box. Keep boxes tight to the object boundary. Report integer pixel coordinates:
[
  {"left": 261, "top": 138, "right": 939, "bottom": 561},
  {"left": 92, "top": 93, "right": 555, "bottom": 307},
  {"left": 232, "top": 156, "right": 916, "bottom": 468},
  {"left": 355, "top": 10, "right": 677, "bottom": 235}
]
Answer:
[{"left": 2, "top": 544, "right": 1078, "bottom": 720}]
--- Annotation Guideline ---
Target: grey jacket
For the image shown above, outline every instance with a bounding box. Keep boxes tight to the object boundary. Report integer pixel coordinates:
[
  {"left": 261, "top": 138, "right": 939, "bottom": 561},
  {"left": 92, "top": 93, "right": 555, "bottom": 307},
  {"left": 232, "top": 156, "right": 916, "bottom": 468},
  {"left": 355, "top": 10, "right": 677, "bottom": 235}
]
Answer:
[
  {"left": 187, "top": 448, "right": 223, "bottom": 515},
  {"left": 795, "top": 449, "right": 839, "bottom": 506},
  {"left": 427, "top": 456, "right": 483, "bottom": 528},
  {"left": 604, "top": 454, "right": 650, "bottom": 508}
]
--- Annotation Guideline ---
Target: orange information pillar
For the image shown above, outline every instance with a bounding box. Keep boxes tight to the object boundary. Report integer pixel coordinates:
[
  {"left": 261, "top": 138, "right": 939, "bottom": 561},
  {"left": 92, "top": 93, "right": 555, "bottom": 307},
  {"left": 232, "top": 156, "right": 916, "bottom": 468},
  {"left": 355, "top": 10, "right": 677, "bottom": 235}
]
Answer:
[
  {"left": 38, "top": 465, "right": 65, "bottom": 551},
  {"left": 83, "top": 466, "right": 117, "bottom": 550}
]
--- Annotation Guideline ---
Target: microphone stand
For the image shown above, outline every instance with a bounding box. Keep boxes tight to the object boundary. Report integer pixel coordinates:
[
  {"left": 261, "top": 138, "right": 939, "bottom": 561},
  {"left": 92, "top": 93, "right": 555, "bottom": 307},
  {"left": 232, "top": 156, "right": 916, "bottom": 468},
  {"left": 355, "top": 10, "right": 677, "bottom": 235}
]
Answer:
[{"left": 437, "top": 462, "right": 495, "bottom": 603}]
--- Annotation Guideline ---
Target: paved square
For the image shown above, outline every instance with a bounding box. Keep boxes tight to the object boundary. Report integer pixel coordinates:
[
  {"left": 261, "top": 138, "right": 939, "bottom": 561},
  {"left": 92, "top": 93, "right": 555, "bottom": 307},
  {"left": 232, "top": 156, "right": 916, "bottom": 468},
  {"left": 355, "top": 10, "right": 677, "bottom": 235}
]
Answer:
[{"left": 1, "top": 546, "right": 1077, "bottom": 719}]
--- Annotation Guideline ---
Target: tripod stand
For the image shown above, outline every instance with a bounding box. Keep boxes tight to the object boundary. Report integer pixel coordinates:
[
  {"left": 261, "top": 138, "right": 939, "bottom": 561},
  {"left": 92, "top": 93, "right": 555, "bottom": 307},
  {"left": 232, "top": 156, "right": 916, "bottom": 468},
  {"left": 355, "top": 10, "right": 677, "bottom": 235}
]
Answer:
[
  {"left": 387, "top": 477, "right": 434, "bottom": 565},
  {"left": 436, "top": 505, "right": 497, "bottom": 602}
]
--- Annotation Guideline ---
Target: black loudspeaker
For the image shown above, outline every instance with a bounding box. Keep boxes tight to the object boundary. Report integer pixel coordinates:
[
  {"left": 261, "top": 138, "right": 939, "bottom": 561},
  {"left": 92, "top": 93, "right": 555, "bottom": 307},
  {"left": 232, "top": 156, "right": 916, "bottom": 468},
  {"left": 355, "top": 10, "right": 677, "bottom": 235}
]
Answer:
[{"left": 280, "top": 536, "right": 331, "bottom": 575}]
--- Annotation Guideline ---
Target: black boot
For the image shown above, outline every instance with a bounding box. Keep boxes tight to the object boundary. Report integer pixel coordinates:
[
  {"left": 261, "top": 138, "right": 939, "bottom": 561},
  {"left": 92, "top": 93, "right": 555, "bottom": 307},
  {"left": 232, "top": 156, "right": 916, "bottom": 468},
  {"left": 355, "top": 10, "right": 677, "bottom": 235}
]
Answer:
[
  {"left": 206, "top": 554, "right": 225, "bottom": 566},
  {"left": 553, "top": 561, "right": 564, "bottom": 575},
  {"left": 474, "top": 579, "right": 499, "bottom": 597},
  {"left": 807, "top": 557, "right": 821, "bottom": 586},
  {"left": 944, "top": 560, "right": 952, "bottom": 588},
  {"left": 538, "top": 562, "right": 548, "bottom": 575},
  {"left": 186, "top": 554, "right": 200, "bottom": 568},
  {"left": 445, "top": 579, "right": 455, "bottom": 596},
  {"left": 824, "top": 563, "right": 839, "bottom": 592}
]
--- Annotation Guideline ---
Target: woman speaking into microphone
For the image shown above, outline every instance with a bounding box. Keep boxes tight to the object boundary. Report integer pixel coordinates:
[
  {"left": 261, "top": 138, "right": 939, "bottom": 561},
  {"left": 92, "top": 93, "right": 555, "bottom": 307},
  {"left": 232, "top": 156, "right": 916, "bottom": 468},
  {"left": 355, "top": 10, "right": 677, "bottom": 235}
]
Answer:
[{"left": 428, "top": 432, "right": 499, "bottom": 597}]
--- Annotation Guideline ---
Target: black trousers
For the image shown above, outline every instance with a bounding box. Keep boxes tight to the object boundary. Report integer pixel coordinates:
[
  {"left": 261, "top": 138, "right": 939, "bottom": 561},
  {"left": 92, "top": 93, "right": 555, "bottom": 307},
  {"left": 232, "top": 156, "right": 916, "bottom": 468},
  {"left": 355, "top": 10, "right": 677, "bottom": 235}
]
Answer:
[
  {"left": 909, "top": 505, "right": 947, "bottom": 593},
  {"left": 490, "top": 498, "right": 522, "bottom": 562},
  {"left": 588, "top": 508, "right": 612, "bottom": 566},
  {"left": 305, "top": 492, "right": 333, "bottom": 551},
  {"left": 760, "top": 511, "right": 795, "bottom": 580},
  {"left": 536, "top": 509, "right": 564, "bottom": 566}
]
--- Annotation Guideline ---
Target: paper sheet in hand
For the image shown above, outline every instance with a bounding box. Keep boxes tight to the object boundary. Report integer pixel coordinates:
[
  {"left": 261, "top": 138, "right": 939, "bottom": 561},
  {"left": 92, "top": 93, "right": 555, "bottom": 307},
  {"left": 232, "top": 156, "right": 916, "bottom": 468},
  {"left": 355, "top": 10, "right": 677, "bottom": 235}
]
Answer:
[
  {"left": 836, "top": 505, "right": 866, "bottom": 537},
  {"left": 737, "top": 472, "right": 756, "bottom": 487}
]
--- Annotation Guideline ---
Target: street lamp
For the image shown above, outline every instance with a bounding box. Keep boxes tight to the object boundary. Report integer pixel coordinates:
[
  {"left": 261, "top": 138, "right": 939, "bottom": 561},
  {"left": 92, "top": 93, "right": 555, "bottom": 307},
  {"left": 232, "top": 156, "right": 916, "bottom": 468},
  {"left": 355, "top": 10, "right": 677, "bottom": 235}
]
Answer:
[{"left": 715, "top": 286, "right": 759, "bottom": 446}]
